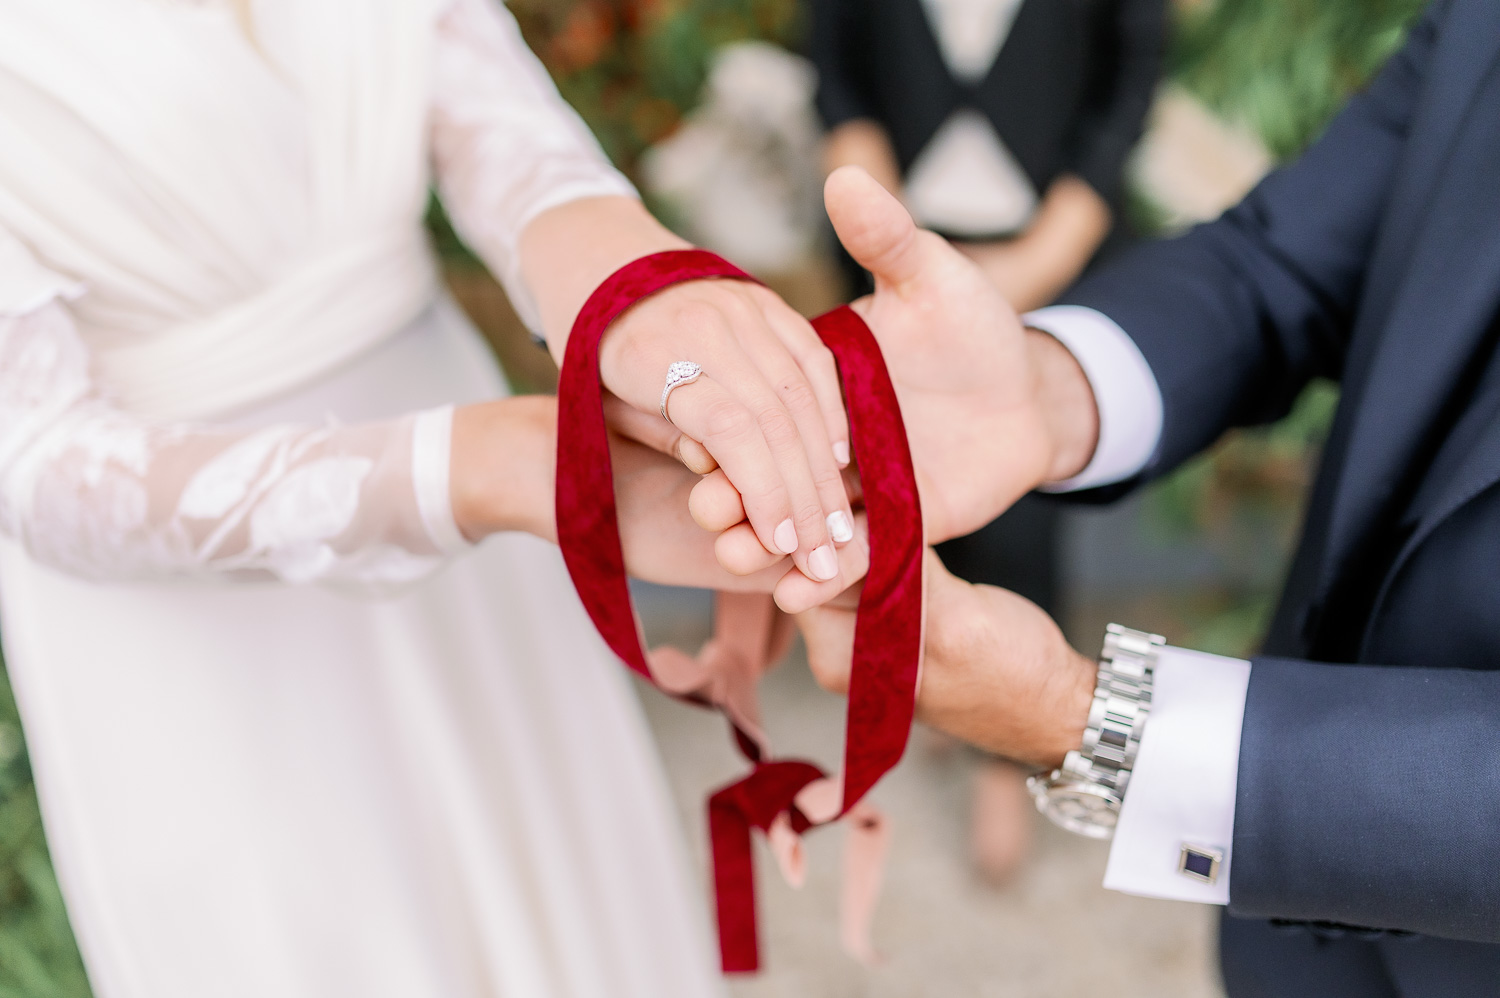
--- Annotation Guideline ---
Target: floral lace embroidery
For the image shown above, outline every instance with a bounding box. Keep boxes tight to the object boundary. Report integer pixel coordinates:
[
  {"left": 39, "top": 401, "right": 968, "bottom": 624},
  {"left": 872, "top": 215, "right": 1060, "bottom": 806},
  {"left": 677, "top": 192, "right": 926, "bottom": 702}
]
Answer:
[{"left": 0, "top": 302, "right": 443, "bottom": 584}]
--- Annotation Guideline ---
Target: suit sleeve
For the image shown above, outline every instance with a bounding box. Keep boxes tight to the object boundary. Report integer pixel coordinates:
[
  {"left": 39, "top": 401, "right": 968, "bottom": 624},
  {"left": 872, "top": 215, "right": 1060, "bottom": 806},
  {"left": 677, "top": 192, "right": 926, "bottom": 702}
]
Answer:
[
  {"left": 1228, "top": 656, "right": 1500, "bottom": 942},
  {"left": 1065, "top": 0, "right": 1168, "bottom": 209},
  {"left": 807, "top": 0, "right": 876, "bottom": 129},
  {"left": 1061, "top": 0, "right": 1447, "bottom": 480}
]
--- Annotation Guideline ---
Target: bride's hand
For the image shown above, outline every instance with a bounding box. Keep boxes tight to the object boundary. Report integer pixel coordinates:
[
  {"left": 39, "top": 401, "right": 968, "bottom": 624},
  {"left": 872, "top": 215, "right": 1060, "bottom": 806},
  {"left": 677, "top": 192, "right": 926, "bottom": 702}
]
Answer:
[
  {"left": 448, "top": 396, "right": 866, "bottom": 594},
  {"left": 599, "top": 277, "right": 859, "bottom": 588},
  {"left": 520, "top": 197, "right": 856, "bottom": 591}
]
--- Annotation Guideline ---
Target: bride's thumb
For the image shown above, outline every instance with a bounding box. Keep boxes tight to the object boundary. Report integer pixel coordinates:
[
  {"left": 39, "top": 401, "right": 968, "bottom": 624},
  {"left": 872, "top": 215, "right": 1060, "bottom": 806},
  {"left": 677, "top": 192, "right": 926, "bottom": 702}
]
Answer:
[{"left": 825, "top": 166, "right": 923, "bottom": 288}]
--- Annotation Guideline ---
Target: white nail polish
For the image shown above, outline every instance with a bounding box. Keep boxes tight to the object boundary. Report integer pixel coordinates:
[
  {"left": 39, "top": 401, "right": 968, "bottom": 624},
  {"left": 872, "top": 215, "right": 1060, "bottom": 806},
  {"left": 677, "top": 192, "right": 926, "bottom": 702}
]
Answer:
[
  {"left": 809, "top": 545, "right": 838, "bottom": 582},
  {"left": 827, "top": 510, "right": 854, "bottom": 544},
  {"left": 773, "top": 518, "right": 798, "bottom": 555},
  {"left": 833, "top": 441, "right": 851, "bottom": 467}
]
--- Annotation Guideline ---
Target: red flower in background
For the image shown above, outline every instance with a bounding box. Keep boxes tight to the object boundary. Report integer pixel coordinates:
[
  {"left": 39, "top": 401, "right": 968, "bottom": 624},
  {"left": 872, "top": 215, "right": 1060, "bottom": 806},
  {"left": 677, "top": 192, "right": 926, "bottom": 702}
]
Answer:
[
  {"left": 549, "top": 0, "right": 616, "bottom": 74},
  {"left": 619, "top": 0, "right": 665, "bottom": 32}
]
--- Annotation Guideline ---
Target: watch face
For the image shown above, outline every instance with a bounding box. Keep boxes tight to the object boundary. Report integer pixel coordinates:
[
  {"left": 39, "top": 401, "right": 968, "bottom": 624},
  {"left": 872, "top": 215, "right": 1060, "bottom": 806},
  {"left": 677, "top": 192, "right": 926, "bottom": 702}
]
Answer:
[{"left": 1042, "top": 783, "right": 1119, "bottom": 840}]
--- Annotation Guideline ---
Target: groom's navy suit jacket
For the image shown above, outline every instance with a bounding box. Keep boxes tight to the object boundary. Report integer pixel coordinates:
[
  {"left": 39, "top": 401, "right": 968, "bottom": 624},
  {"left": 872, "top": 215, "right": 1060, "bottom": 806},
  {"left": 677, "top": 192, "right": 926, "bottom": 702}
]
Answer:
[{"left": 1064, "top": 1, "right": 1500, "bottom": 994}]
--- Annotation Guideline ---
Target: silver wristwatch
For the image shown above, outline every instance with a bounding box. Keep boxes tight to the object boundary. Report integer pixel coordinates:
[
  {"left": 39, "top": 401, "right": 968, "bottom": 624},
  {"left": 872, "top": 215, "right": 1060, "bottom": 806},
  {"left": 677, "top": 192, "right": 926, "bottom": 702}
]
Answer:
[{"left": 1027, "top": 624, "right": 1162, "bottom": 839}]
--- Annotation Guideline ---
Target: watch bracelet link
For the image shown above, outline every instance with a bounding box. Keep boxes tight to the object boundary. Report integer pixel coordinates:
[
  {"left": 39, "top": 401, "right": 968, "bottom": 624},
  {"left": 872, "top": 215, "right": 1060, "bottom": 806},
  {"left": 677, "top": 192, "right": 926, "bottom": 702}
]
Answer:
[{"left": 1058, "top": 624, "right": 1163, "bottom": 799}]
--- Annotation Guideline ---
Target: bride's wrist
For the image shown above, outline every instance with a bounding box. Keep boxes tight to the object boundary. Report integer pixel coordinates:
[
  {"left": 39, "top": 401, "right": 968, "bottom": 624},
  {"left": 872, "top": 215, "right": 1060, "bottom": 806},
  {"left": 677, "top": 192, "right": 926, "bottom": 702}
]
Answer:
[
  {"left": 518, "top": 196, "right": 692, "bottom": 360},
  {"left": 450, "top": 396, "right": 559, "bottom": 542}
]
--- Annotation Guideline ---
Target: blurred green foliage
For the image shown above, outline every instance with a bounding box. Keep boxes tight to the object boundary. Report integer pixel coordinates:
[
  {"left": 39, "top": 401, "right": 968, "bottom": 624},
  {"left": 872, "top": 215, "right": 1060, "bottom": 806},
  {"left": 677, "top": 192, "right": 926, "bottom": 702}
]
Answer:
[
  {"left": 511, "top": 0, "right": 802, "bottom": 169},
  {"left": 0, "top": 0, "right": 1437, "bottom": 986},
  {"left": 0, "top": 660, "right": 89, "bottom": 997},
  {"left": 1174, "top": 0, "right": 1426, "bottom": 158}
]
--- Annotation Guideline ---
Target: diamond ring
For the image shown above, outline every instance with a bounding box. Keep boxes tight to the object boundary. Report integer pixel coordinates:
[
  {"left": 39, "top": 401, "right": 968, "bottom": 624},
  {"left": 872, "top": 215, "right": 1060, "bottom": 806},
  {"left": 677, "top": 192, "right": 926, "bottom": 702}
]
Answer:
[{"left": 659, "top": 361, "right": 703, "bottom": 424}]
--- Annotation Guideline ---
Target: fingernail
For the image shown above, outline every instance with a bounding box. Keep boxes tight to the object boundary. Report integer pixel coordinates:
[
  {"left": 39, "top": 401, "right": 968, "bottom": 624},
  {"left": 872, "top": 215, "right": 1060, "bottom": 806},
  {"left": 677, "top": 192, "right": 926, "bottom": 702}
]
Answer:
[
  {"left": 826, "top": 510, "right": 854, "bottom": 544},
  {"left": 833, "top": 441, "right": 851, "bottom": 467},
  {"left": 809, "top": 545, "right": 838, "bottom": 581},
  {"left": 773, "top": 518, "right": 798, "bottom": 555}
]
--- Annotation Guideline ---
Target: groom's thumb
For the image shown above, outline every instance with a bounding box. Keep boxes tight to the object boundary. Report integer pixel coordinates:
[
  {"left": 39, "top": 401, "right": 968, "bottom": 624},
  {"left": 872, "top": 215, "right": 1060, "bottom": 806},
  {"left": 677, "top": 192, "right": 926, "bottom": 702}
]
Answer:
[{"left": 825, "top": 166, "right": 924, "bottom": 288}]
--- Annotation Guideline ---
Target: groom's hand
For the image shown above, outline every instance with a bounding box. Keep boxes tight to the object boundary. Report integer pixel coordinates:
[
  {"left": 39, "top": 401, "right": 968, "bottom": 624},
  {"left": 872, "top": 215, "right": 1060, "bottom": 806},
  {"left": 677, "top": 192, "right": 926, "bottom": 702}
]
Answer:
[
  {"left": 690, "top": 166, "right": 1104, "bottom": 606},
  {"left": 825, "top": 166, "right": 1101, "bottom": 543},
  {"left": 797, "top": 551, "right": 1095, "bottom": 767}
]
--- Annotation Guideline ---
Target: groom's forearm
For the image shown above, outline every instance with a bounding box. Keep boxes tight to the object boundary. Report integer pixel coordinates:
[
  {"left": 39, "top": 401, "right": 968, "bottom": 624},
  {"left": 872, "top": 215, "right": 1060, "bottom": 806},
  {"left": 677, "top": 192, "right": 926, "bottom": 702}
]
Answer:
[{"left": 916, "top": 556, "right": 1096, "bottom": 767}]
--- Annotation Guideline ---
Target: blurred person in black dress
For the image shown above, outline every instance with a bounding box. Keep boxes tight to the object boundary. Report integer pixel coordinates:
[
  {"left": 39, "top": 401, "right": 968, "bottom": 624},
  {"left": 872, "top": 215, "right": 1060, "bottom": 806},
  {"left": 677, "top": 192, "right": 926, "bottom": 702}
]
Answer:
[{"left": 809, "top": 0, "right": 1165, "bottom": 882}]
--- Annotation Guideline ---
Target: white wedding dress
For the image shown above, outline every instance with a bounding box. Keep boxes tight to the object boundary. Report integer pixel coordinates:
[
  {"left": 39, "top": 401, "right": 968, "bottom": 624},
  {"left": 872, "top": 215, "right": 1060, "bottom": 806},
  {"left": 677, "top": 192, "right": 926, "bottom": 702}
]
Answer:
[{"left": 0, "top": 1, "right": 723, "bottom": 995}]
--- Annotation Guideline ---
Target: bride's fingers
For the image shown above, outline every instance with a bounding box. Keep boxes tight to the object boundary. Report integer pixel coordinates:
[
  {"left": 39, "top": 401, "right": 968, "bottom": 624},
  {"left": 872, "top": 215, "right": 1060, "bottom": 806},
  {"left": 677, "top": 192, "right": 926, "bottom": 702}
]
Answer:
[
  {"left": 754, "top": 285, "right": 852, "bottom": 469},
  {"left": 677, "top": 436, "right": 718, "bottom": 475},
  {"left": 603, "top": 393, "right": 719, "bottom": 475},
  {"left": 658, "top": 372, "right": 812, "bottom": 562},
  {"left": 689, "top": 470, "right": 747, "bottom": 533},
  {"left": 691, "top": 454, "right": 863, "bottom": 536},
  {"left": 774, "top": 523, "right": 869, "bottom": 614},
  {"left": 600, "top": 291, "right": 843, "bottom": 578},
  {"left": 603, "top": 393, "right": 680, "bottom": 456}
]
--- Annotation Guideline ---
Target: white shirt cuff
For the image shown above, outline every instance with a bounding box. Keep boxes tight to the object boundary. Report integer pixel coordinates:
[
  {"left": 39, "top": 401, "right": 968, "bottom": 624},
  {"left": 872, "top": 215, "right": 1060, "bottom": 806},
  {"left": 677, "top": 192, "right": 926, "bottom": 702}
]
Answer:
[
  {"left": 1103, "top": 646, "right": 1251, "bottom": 905},
  {"left": 412, "top": 405, "right": 475, "bottom": 556},
  {"left": 1023, "top": 305, "right": 1164, "bottom": 492}
]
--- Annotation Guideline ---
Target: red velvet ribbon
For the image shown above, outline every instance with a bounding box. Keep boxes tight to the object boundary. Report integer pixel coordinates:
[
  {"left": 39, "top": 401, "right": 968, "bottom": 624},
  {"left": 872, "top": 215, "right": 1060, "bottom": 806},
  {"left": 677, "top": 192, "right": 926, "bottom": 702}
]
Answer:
[{"left": 555, "top": 250, "right": 924, "bottom": 973}]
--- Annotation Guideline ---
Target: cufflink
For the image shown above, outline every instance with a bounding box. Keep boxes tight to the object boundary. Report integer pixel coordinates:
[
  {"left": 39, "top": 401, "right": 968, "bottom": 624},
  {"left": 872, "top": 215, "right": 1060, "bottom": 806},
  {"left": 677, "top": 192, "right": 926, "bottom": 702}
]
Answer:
[{"left": 1178, "top": 843, "right": 1223, "bottom": 885}]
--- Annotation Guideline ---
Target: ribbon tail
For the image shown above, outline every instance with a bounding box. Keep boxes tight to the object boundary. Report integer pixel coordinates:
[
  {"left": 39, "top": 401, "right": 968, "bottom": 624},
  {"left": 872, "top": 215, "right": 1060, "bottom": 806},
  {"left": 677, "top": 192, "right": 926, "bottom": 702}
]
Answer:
[
  {"left": 708, "top": 789, "right": 760, "bottom": 973},
  {"left": 840, "top": 802, "right": 891, "bottom": 965}
]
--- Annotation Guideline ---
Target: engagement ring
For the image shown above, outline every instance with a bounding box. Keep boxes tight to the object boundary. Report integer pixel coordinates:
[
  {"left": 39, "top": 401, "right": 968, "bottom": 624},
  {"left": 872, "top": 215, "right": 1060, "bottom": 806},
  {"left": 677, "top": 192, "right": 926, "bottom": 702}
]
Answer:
[{"left": 659, "top": 361, "right": 703, "bottom": 423}]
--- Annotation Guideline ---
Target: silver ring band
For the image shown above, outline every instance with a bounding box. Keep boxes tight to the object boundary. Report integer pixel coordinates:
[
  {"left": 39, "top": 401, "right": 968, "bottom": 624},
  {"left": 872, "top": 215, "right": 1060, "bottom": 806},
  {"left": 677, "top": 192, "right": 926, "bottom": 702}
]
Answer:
[{"left": 659, "top": 361, "right": 703, "bottom": 424}]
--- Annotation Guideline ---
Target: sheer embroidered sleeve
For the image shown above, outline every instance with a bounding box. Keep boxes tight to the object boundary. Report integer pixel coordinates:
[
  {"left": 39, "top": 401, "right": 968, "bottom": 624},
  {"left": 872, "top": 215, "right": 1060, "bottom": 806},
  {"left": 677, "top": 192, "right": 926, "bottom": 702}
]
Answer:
[
  {"left": 429, "top": 0, "right": 637, "bottom": 330},
  {"left": 0, "top": 294, "right": 468, "bottom": 586}
]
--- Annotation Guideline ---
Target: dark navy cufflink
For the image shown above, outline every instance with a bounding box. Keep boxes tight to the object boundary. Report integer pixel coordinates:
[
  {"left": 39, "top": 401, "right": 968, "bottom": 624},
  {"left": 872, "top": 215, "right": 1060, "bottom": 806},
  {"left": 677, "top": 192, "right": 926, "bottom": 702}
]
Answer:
[{"left": 1178, "top": 843, "right": 1223, "bottom": 884}]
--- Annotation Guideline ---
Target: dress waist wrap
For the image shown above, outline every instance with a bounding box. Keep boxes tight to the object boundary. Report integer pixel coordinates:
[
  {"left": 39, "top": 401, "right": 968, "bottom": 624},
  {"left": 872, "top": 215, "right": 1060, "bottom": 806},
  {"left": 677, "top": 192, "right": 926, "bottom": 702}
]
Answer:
[{"left": 89, "top": 229, "right": 439, "bottom": 421}]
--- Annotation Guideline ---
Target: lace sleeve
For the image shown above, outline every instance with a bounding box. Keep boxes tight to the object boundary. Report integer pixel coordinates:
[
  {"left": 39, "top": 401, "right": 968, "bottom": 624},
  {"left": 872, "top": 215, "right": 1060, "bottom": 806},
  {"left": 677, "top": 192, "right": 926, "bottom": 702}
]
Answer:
[
  {"left": 429, "top": 0, "right": 638, "bottom": 330},
  {"left": 0, "top": 299, "right": 469, "bottom": 587}
]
